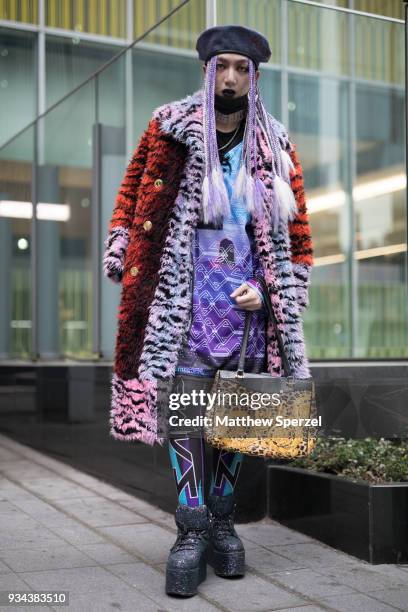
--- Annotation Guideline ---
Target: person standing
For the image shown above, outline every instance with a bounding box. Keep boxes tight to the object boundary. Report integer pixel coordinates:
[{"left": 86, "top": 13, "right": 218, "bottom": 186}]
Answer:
[{"left": 103, "top": 25, "right": 313, "bottom": 597}]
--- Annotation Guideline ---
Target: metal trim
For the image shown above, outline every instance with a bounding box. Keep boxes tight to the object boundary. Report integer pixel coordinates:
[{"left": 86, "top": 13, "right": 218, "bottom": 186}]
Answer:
[
  {"left": 206, "top": 0, "right": 217, "bottom": 27},
  {"left": 285, "top": 0, "right": 404, "bottom": 23},
  {"left": 92, "top": 85, "right": 101, "bottom": 356}
]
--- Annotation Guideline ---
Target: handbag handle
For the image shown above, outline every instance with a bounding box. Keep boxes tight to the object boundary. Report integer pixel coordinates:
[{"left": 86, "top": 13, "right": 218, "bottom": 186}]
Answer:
[{"left": 236, "top": 275, "right": 292, "bottom": 378}]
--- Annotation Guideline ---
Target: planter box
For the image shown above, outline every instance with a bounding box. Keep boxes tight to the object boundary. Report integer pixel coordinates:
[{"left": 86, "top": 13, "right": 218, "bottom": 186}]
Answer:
[{"left": 267, "top": 465, "right": 408, "bottom": 564}]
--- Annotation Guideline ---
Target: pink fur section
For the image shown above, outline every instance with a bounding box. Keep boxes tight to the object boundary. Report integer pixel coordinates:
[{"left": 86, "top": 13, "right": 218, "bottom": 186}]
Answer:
[
  {"left": 257, "top": 214, "right": 286, "bottom": 377},
  {"left": 253, "top": 127, "right": 286, "bottom": 377},
  {"left": 109, "top": 374, "right": 164, "bottom": 446}
]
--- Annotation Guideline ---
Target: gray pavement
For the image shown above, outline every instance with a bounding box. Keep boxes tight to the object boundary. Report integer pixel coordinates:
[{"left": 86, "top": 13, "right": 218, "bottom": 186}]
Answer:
[{"left": 0, "top": 433, "right": 407, "bottom": 612}]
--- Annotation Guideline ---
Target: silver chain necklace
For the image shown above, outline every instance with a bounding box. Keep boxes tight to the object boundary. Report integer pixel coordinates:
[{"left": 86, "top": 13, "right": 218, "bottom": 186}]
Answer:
[{"left": 217, "top": 122, "right": 241, "bottom": 151}]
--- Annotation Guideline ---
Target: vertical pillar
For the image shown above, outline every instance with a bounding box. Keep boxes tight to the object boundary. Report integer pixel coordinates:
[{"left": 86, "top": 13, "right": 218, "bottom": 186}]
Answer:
[
  {"left": 36, "top": 165, "right": 61, "bottom": 358},
  {"left": 0, "top": 215, "right": 12, "bottom": 358},
  {"left": 206, "top": 0, "right": 217, "bottom": 28},
  {"left": 99, "top": 125, "right": 126, "bottom": 359}
]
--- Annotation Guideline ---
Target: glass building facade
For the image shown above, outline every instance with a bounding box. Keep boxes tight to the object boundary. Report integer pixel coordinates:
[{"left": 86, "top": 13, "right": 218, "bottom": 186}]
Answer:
[{"left": 0, "top": 0, "right": 406, "bottom": 362}]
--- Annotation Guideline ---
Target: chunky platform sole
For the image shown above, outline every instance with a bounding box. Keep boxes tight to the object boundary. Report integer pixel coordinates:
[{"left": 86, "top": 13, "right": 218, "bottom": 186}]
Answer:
[
  {"left": 165, "top": 556, "right": 207, "bottom": 597},
  {"left": 208, "top": 544, "right": 245, "bottom": 577}
]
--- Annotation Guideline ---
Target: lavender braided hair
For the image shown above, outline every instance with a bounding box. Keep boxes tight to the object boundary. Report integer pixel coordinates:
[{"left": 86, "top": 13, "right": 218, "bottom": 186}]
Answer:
[{"left": 202, "top": 55, "right": 298, "bottom": 229}]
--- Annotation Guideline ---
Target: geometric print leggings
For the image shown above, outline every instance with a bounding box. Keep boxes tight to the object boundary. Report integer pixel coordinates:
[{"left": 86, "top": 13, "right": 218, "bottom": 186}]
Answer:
[{"left": 168, "top": 436, "right": 243, "bottom": 506}]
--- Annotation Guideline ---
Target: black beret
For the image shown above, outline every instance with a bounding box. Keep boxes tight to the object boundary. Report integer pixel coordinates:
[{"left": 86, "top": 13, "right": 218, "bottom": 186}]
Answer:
[{"left": 196, "top": 25, "right": 271, "bottom": 67}]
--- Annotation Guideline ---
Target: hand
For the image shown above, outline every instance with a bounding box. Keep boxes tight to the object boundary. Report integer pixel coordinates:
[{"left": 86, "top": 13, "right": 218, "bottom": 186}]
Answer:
[{"left": 230, "top": 283, "right": 263, "bottom": 311}]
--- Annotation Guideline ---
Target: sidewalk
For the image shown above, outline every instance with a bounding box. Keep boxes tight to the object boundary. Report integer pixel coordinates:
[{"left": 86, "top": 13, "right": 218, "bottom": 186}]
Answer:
[{"left": 0, "top": 433, "right": 407, "bottom": 612}]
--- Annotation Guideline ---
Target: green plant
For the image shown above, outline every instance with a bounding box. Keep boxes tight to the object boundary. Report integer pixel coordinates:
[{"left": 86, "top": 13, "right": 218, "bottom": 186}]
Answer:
[{"left": 289, "top": 436, "right": 408, "bottom": 484}]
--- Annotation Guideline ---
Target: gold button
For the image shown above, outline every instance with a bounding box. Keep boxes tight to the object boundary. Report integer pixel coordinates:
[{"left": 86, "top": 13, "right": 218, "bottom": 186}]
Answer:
[
  {"left": 154, "top": 178, "right": 163, "bottom": 188},
  {"left": 130, "top": 266, "right": 139, "bottom": 277},
  {"left": 143, "top": 220, "right": 152, "bottom": 231}
]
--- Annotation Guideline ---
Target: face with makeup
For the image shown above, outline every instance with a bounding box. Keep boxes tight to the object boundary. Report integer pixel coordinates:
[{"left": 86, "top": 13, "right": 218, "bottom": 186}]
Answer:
[{"left": 202, "top": 53, "right": 260, "bottom": 98}]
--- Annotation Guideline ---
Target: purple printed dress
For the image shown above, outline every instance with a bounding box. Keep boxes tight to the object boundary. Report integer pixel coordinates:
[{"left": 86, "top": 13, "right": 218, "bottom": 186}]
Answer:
[{"left": 175, "top": 140, "right": 267, "bottom": 378}]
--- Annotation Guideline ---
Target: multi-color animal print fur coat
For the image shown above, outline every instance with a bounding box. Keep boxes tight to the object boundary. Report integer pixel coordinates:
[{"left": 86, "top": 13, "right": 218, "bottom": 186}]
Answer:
[{"left": 103, "top": 89, "right": 313, "bottom": 446}]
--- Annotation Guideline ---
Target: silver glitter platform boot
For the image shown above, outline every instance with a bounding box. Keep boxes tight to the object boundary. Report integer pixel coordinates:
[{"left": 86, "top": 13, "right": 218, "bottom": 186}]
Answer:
[
  {"left": 207, "top": 493, "right": 245, "bottom": 577},
  {"left": 165, "top": 504, "right": 210, "bottom": 597}
]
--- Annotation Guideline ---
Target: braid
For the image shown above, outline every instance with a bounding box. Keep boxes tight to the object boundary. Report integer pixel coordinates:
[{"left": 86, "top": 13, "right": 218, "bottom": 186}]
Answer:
[
  {"left": 202, "top": 56, "right": 230, "bottom": 224},
  {"left": 201, "top": 55, "right": 297, "bottom": 229}
]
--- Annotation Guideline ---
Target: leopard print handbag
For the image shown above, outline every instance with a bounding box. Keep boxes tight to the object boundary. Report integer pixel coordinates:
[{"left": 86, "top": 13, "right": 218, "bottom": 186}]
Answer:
[{"left": 203, "top": 275, "right": 318, "bottom": 458}]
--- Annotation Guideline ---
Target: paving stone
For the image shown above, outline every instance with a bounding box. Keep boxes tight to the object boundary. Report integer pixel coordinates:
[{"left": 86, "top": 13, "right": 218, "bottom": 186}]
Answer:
[
  {"left": 0, "top": 526, "right": 62, "bottom": 550},
  {"left": 45, "top": 522, "right": 106, "bottom": 546},
  {"left": 0, "top": 459, "right": 56, "bottom": 480},
  {"left": 0, "top": 513, "right": 42, "bottom": 530},
  {"left": 8, "top": 499, "right": 69, "bottom": 521},
  {"left": 20, "top": 477, "right": 99, "bottom": 501},
  {"left": 109, "top": 493, "right": 153, "bottom": 507},
  {"left": 0, "top": 544, "right": 97, "bottom": 573},
  {"left": 373, "top": 565, "right": 408, "bottom": 583},
  {"left": 3, "top": 607, "right": 50, "bottom": 611},
  {"left": 318, "top": 592, "right": 404, "bottom": 611},
  {"left": 54, "top": 496, "right": 149, "bottom": 528},
  {"left": 271, "top": 568, "right": 357, "bottom": 599},
  {"left": 76, "top": 543, "right": 137, "bottom": 565},
  {"left": 277, "top": 607, "right": 329, "bottom": 612},
  {"left": 48, "top": 588, "right": 158, "bottom": 612},
  {"left": 271, "top": 542, "right": 362, "bottom": 570},
  {"left": 80, "top": 480, "right": 132, "bottom": 500},
  {"left": 245, "top": 544, "right": 310, "bottom": 573},
  {"left": 0, "top": 447, "right": 20, "bottom": 461},
  {"left": 20, "top": 565, "right": 137, "bottom": 595},
  {"left": 200, "top": 568, "right": 307, "bottom": 611},
  {"left": 368, "top": 588, "right": 408, "bottom": 610},
  {"left": 119, "top": 498, "right": 176, "bottom": 525},
  {"left": 313, "top": 564, "right": 408, "bottom": 592},
  {"left": 106, "top": 562, "right": 223, "bottom": 611},
  {"left": 0, "top": 501, "right": 43, "bottom": 530},
  {"left": 238, "top": 522, "right": 315, "bottom": 547},
  {"left": 0, "top": 479, "right": 38, "bottom": 502},
  {"left": 0, "top": 559, "right": 11, "bottom": 574},
  {"left": 0, "top": 572, "right": 32, "bottom": 590},
  {"left": 98, "top": 523, "right": 175, "bottom": 565}
]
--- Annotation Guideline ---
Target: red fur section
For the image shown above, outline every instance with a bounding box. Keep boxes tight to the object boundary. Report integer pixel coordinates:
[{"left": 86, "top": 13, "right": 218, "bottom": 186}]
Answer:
[
  {"left": 109, "top": 121, "right": 152, "bottom": 232},
  {"left": 112, "top": 120, "right": 187, "bottom": 380},
  {"left": 288, "top": 146, "right": 314, "bottom": 267}
]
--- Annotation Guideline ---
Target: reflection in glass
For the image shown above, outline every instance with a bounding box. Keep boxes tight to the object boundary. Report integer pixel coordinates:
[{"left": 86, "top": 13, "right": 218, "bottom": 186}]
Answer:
[
  {"left": 0, "top": 1, "right": 38, "bottom": 24},
  {"left": 46, "top": 36, "right": 119, "bottom": 110},
  {"left": 0, "top": 129, "right": 34, "bottom": 358},
  {"left": 132, "top": 48, "right": 201, "bottom": 137},
  {"left": 289, "top": 74, "right": 350, "bottom": 358},
  {"left": 355, "top": 17, "right": 404, "bottom": 85},
  {"left": 288, "top": 1, "right": 350, "bottom": 75},
  {"left": 45, "top": 0, "right": 126, "bottom": 37},
  {"left": 38, "top": 81, "right": 94, "bottom": 358},
  {"left": 0, "top": 0, "right": 406, "bottom": 365},
  {"left": 355, "top": 84, "right": 407, "bottom": 358},
  {"left": 0, "top": 28, "right": 36, "bottom": 147},
  {"left": 135, "top": 0, "right": 205, "bottom": 49},
  {"left": 217, "top": 0, "right": 281, "bottom": 65}
]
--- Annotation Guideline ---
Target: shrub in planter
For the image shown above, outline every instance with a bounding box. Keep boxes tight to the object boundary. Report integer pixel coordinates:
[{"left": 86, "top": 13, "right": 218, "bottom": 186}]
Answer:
[
  {"left": 268, "top": 436, "right": 408, "bottom": 563},
  {"left": 289, "top": 436, "right": 408, "bottom": 483}
]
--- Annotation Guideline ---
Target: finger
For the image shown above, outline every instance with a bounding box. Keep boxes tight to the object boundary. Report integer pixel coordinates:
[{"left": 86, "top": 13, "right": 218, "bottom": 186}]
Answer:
[
  {"left": 230, "top": 283, "right": 249, "bottom": 298},
  {"left": 234, "top": 289, "right": 258, "bottom": 303},
  {"left": 235, "top": 293, "right": 263, "bottom": 309}
]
